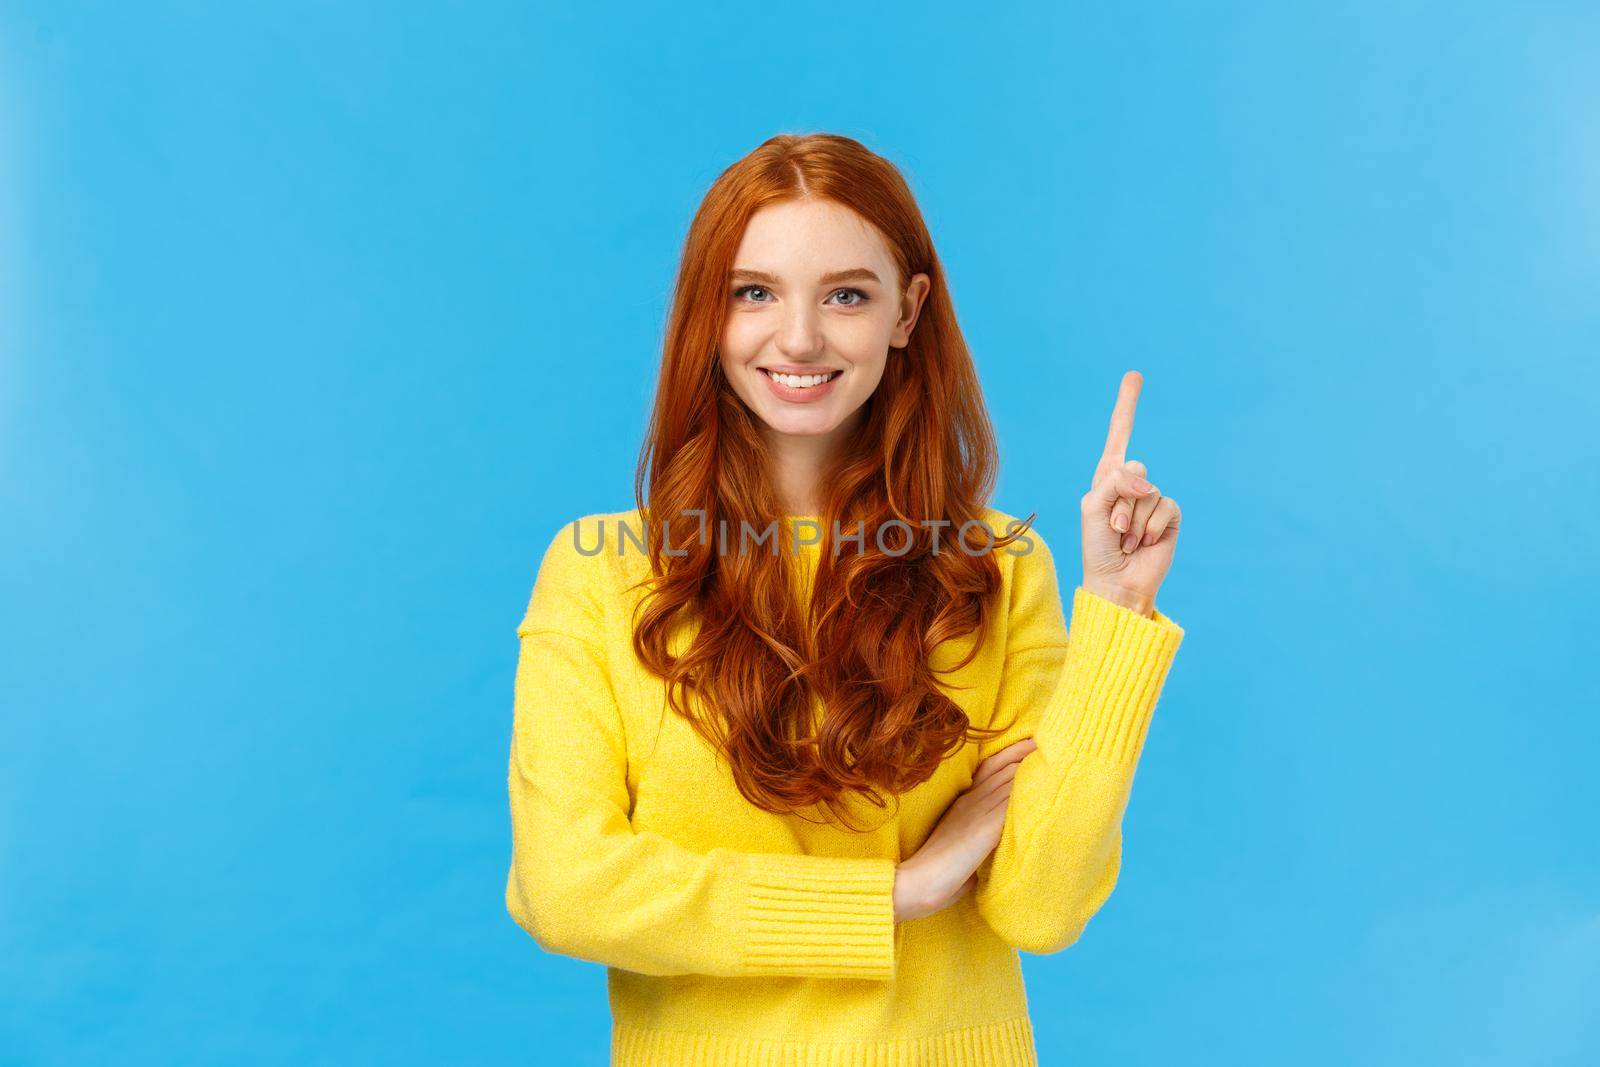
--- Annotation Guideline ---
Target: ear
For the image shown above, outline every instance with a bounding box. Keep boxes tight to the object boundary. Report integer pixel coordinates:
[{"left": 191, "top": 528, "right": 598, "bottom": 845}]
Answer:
[{"left": 890, "top": 273, "right": 932, "bottom": 348}]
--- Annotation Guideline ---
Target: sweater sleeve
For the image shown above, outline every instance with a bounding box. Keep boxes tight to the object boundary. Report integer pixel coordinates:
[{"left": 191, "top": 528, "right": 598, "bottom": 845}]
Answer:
[
  {"left": 972, "top": 530, "right": 1184, "bottom": 955},
  {"left": 505, "top": 519, "right": 901, "bottom": 980}
]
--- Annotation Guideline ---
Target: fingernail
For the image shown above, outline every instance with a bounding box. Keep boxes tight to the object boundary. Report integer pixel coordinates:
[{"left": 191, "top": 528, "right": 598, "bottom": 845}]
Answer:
[
  {"left": 1114, "top": 514, "right": 1128, "bottom": 532},
  {"left": 1122, "top": 532, "right": 1137, "bottom": 552},
  {"left": 1132, "top": 477, "right": 1153, "bottom": 493}
]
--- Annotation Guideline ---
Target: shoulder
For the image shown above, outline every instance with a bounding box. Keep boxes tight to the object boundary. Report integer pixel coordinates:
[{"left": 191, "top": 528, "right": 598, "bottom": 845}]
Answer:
[
  {"left": 979, "top": 507, "right": 1071, "bottom": 648},
  {"left": 541, "top": 508, "right": 647, "bottom": 561},
  {"left": 537, "top": 507, "right": 650, "bottom": 582},
  {"left": 977, "top": 506, "right": 1062, "bottom": 575},
  {"left": 518, "top": 508, "right": 641, "bottom": 638}
]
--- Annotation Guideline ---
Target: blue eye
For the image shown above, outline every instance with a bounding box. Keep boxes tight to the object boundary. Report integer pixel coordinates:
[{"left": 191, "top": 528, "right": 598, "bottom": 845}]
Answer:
[{"left": 730, "top": 285, "right": 871, "bottom": 308}]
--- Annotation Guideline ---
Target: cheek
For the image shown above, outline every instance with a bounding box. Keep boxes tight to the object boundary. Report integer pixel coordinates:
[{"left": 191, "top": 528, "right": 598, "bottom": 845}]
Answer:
[
  {"left": 834, "top": 322, "right": 893, "bottom": 370},
  {"left": 717, "top": 327, "right": 761, "bottom": 400},
  {"left": 720, "top": 319, "right": 762, "bottom": 364}
]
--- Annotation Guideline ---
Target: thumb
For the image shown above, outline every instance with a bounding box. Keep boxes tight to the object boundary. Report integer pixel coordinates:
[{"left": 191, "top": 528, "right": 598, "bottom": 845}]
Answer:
[{"left": 1085, "top": 465, "right": 1156, "bottom": 513}]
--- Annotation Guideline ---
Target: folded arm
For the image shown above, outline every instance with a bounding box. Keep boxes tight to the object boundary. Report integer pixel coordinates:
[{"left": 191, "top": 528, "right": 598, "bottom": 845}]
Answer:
[
  {"left": 973, "top": 533, "right": 1185, "bottom": 954},
  {"left": 505, "top": 521, "right": 900, "bottom": 979}
]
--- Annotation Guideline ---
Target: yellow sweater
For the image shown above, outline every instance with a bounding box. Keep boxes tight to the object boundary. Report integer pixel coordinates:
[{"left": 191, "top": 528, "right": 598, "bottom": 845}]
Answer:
[{"left": 506, "top": 508, "right": 1185, "bottom": 1066}]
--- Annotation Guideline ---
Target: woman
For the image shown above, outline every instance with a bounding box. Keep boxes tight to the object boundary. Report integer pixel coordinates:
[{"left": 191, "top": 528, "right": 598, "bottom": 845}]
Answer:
[{"left": 506, "top": 132, "right": 1185, "bottom": 1066}]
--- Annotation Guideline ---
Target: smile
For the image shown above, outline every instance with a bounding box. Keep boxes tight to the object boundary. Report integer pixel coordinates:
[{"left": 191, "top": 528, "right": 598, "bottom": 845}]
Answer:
[
  {"left": 759, "top": 367, "right": 844, "bottom": 403},
  {"left": 761, "top": 368, "right": 843, "bottom": 389}
]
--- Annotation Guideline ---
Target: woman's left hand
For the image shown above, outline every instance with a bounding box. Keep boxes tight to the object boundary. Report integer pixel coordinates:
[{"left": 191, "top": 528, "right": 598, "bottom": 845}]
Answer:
[{"left": 1079, "top": 371, "right": 1181, "bottom": 617}]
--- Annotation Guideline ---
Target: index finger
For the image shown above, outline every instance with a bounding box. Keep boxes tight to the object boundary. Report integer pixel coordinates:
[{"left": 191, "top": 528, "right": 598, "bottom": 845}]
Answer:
[
  {"left": 1099, "top": 370, "right": 1143, "bottom": 470},
  {"left": 975, "top": 737, "right": 1037, "bottom": 781}
]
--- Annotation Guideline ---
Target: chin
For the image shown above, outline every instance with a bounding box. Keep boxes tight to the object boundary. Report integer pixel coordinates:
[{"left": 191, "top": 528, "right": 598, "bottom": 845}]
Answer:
[{"left": 762, "top": 413, "right": 843, "bottom": 437}]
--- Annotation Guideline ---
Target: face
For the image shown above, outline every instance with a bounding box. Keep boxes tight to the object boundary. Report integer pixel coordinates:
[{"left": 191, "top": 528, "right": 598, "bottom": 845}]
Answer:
[{"left": 719, "top": 198, "right": 930, "bottom": 447}]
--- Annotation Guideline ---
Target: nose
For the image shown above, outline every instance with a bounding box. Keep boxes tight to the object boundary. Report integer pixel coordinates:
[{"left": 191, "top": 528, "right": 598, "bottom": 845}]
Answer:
[{"left": 774, "top": 304, "right": 824, "bottom": 360}]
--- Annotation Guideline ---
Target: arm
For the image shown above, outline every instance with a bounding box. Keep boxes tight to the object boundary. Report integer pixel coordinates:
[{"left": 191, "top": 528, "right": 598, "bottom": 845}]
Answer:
[
  {"left": 505, "top": 520, "right": 900, "bottom": 979},
  {"left": 972, "top": 532, "right": 1184, "bottom": 954}
]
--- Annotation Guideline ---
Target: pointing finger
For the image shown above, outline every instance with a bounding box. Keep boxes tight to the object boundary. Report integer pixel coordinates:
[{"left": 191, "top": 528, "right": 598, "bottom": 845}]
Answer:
[{"left": 1097, "top": 370, "right": 1142, "bottom": 477}]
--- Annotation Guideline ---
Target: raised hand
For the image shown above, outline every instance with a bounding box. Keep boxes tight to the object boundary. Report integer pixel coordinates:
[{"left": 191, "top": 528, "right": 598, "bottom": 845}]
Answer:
[{"left": 1079, "top": 371, "right": 1181, "bottom": 616}]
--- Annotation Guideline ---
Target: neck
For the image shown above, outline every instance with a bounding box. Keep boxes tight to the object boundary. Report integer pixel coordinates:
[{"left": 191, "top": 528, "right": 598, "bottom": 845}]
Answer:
[{"left": 762, "top": 409, "right": 864, "bottom": 516}]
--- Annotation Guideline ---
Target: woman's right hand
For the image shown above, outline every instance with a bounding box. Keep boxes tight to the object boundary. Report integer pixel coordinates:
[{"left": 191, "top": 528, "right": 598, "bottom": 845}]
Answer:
[{"left": 893, "top": 737, "right": 1038, "bottom": 922}]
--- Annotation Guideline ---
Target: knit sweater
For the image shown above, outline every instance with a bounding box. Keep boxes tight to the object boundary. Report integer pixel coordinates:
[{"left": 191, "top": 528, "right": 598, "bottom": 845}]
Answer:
[{"left": 506, "top": 508, "right": 1185, "bottom": 1066}]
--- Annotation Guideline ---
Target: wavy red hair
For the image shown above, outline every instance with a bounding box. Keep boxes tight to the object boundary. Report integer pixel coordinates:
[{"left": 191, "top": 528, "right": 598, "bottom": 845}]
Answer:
[{"left": 630, "top": 132, "right": 1036, "bottom": 829}]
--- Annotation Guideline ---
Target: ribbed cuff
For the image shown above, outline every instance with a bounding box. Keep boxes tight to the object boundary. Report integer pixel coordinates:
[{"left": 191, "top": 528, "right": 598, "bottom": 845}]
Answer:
[
  {"left": 1035, "top": 586, "right": 1185, "bottom": 765},
  {"left": 743, "top": 854, "right": 898, "bottom": 980}
]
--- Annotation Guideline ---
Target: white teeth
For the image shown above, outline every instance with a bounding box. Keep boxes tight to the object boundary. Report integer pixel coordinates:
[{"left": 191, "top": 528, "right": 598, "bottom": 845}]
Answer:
[{"left": 766, "top": 370, "right": 838, "bottom": 389}]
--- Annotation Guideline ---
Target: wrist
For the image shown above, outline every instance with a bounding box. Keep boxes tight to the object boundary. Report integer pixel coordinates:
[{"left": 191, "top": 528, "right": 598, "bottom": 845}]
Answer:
[
  {"left": 1080, "top": 580, "right": 1155, "bottom": 618},
  {"left": 892, "top": 861, "right": 927, "bottom": 923}
]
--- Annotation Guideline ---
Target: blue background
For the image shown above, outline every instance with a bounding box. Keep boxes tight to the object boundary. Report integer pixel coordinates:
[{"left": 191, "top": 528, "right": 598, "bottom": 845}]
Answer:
[{"left": 3, "top": 2, "right": 1596, "bottom": 1064}]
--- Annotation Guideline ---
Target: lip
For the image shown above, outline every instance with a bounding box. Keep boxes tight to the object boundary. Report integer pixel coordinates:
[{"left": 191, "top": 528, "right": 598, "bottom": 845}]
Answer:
[
  {"left": 760, "top": 364, "right": 846, "bottom": 376},
  {"left": 759, "top": 366, "right": 844, "bottom": 404}
]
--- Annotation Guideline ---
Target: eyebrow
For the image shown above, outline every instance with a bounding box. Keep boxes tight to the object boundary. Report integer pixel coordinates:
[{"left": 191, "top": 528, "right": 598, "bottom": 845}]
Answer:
[{"left": 729, "top": 267, "right": 882, "bottom": 286}]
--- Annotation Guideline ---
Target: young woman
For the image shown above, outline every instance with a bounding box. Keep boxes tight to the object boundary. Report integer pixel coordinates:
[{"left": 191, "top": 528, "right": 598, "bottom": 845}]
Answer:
[{"left": 506, "top": 132, "right": 1185, "bottom": 1066}]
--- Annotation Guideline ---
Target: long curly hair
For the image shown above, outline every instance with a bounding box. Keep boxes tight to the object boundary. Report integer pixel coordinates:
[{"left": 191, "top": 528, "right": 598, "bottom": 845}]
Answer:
[{"left": 630, "top": 132, "right": 1036, "bottom": 829}]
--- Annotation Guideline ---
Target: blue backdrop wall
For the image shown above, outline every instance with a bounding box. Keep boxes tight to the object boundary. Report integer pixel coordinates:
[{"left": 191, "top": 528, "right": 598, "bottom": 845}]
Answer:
[{"left": 3, "top": 2, "right": 1596, "bottom": 1064}]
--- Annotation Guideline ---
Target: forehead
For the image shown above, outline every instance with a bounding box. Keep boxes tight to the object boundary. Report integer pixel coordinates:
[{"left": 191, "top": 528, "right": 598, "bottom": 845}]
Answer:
[{"left": 732, "top": 199, "right": 893, "bottom": 277}]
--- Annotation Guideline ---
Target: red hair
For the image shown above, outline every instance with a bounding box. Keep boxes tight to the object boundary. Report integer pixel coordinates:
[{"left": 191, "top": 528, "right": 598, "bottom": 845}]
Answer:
[{"left": 630, "top": 132, "right": 1036, "bottom": 828}]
